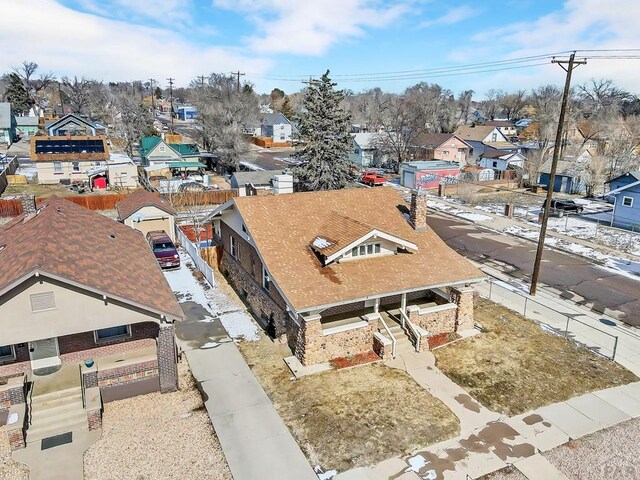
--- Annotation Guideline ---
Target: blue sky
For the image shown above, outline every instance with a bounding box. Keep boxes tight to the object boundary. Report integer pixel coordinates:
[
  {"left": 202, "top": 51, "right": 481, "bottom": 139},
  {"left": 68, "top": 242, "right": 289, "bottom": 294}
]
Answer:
[{"left": 2, "top": 0, "right": 639, "bottom": 96}]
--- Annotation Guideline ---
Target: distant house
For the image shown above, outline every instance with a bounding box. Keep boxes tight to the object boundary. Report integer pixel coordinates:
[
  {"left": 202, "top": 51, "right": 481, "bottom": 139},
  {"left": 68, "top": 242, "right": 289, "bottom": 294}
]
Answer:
[
  {"left": 399, "top": 161, "right": 460, "bottom": 189},
  {"left": 229, "top": 170, "right": 284, "bottom": 196},
  {"left": 15, "top": 116, "right": 39, "bottom": 136},
  {"left": 31, "top": 135, "right": 110, "bottom": 184},
  {"left": 410, "top": 133, "right": 471, "bottom": 164},
  {"left": 137, "top": 136, "right": 201, "bottom": 165},
  {"left": 481, "top": 120, "right": 517, "bottom": 138},
  {"left": 0, "top": 103, "right": 17, "bottom": 147},
  {"left": 605, "top": 172, "right": 640, "bottom": 229},
  {"left": 479, "top": 149, "right": 526, "bottom": 178},
  {"left": 349, "top": 133, "right": 383, "bottom": 168},
  {"left": 261, "top": 113, "right": 296, "bottom": 143},
  {"left": 117, "top": 189, "right": 178, "bottom": 241},
  {"left": 46, "top": 113, "right": 97, "bottom": 137},
  {"left": 537, "top": 160, "right": 586, "bottom": 194},
  {"left": 85, "top": 154, "right": 139, "bottom": 190},
  {"left": 453, "top": 124, "right": 511, "bottom": 162}
]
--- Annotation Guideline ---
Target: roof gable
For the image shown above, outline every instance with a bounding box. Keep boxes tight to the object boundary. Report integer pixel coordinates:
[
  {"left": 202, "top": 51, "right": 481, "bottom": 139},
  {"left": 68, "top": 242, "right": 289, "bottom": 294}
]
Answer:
[
  {"left": 454, "top": 125, "right": 507, "bottom": 143},
  {"left": 0, "top": 197, "right": 182, "bottom": 320},
  {"left": 116, "top": 189, "right": 177, "bottom": 220},
  {"left": 47, "top": 114, "right": 96, "bottom": 135}
]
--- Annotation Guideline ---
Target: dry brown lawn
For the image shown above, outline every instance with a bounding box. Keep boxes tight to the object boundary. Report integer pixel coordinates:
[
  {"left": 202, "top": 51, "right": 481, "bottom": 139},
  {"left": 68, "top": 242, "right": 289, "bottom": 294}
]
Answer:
[
  {"left": 84, "top": 359, "right": 231, "bottom": 480},
  {"left": 238, "top": 337, "right": 459, "bottom": 472},
  {"left": 433, "top": 298, "right": 638, "bottom": 416}
]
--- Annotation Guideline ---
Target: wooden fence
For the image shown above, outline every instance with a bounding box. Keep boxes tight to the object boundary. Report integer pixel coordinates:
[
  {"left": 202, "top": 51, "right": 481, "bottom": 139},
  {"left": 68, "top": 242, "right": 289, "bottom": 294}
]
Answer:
[
  {"left": 0, "top": 188, "right": 238, "bottom": 217},
  {"left": 0, "top": 156, "right": 18, "bottom": 196}
]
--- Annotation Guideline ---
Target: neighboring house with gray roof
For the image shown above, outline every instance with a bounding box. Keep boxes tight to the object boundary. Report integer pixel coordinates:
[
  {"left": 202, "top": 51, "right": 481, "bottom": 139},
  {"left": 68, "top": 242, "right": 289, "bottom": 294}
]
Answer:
[
  {"left": 261, "top": 113, "right": 296, "bottom": 143},
  {"left": 0, "top": 103, "right": 17, "bottom": 147},
  {"left": 230, "top": 169, "right": 283, "bottom": 196},
  {"left": 15, "top": 116, "right": 39, "bottom": 136}
]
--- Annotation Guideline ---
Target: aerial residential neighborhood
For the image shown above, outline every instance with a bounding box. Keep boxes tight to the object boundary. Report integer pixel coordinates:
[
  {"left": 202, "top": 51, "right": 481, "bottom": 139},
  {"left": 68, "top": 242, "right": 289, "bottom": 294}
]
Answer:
[{"left": 1, "top": 1, "right": 640, "bottom": 480}]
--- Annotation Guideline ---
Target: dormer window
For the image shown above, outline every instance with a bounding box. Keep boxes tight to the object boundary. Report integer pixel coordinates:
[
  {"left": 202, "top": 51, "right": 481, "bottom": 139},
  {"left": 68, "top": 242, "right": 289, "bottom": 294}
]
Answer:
[{"left": 351, "top": 243, "right": 381, "bottom": 257}]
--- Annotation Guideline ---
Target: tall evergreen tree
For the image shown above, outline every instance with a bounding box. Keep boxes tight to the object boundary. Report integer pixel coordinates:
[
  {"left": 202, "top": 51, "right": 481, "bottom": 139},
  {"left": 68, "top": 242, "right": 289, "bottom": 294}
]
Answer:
[
  {"left": 293, "top": 70, "right": 355, "bottom": 191},
  {"left": 3, "top": 73, "right": 33, "bottom": 114}
]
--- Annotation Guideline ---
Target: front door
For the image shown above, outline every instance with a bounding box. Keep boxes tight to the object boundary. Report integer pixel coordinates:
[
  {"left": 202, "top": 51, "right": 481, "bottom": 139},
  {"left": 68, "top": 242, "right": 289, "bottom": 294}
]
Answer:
[{"left": 29, "top": 338, "right": 61, "bottom": 370}]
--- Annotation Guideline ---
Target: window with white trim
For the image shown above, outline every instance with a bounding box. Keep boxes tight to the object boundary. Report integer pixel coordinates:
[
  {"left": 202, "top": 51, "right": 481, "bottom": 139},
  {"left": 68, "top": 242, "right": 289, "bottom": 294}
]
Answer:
[
  {"left": 351, "top": 243, "right": 382, "bottom": 258},
  {"left": 262, "top": 266, "right": 270, "bottom": 291},
  {"left": 72, "top": 161, "right": 80, "bottom": 172},
  {"left": 622, "top": 196, "right": 634, "bottom": 207},
  {"left": 0, "top": 345, "right": 16, "bottom": 363},
  {"left": 53, "top": 161, "right": 63, "bottom": 174},
  {"left": 95, "top": 325, "right": 131, "bottom": 342},
  {"left": 230, "top": 235, "right": 238, "bottom": 259},
  {"left": 159, "top": 146, "right": 166, "bottom": 152}
]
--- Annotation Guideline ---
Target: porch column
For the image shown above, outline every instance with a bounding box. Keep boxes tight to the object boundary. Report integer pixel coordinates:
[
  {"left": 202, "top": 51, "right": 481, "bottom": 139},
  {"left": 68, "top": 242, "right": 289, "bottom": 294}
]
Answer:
[
  {"left": 157, "top": 323, "right": 178, "bottom": 393},
  {"left": 401, "top": 293, "right": 407, "bottom": 314},
  {"left": 374, "top": 298, "right": 380, "bottom": 314}
]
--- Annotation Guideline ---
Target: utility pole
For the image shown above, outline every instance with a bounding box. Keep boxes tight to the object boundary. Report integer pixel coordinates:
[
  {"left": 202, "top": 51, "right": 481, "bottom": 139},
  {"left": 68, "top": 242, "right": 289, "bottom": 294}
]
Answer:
[
  {"left": 167, "top": 77, "right": 174, "bottom": 133},
  {"left": 232, "top": 70, "right": 245, "bottom": 93},
  {"left": 149, "top": 78, "right": 155, "bottom": 112},
  {"left": 197, "top": 75, "right": 207, "bottom": 88},
  {"left": 530, "top": 52, "right": 586, "bottom": 296}
]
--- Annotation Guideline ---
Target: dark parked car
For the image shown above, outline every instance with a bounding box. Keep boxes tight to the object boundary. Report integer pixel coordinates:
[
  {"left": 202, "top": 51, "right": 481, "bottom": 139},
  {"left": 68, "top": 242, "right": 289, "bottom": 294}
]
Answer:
[
  {"left": 146, "top": 231, "right": 180, "bottom": 269},
  {"left": 541, "top": 199, "right": 584, "bottom": 216}
]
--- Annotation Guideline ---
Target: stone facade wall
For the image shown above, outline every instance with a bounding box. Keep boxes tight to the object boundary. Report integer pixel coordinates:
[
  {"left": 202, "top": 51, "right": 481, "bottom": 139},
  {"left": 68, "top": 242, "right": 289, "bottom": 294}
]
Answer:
[
  {"left": 0, "top": 377, "right": 25, "bottom": 422},
  {"left": 409, "top": 306, "right": 457, "bottom": 337},
  {"left": 373, "top": 333, "right": 392, "bottom": 360},
  {"left": 220, "top": 250, "right": 289, "bottom": 337},
  {"left": 449, "top": 286, "right": 475, "bottom": 331},
  {"left": 409, "top": 191, "right": 428, "bottom": 231},
  {"left": 7, "top": 404, "right": 26, "bottom": 450},
  {"left": 295, "top": 315, "right": 376, "bottom": 365},
  {"left": 157, "top": 323, "right": 178, "bottom": 393},
  {"left": 87, "top": 408, "right": 102, "bottom": 431}
]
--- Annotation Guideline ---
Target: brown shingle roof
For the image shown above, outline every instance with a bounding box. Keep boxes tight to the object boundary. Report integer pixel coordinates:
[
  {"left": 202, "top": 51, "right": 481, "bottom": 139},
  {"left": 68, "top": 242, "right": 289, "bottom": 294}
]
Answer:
[
  {"left": 116, "top": 189, "right": 177, "bottom": 221},
  {"left": 310, "top": 213, "right": 374, "bottom": 257},
  {"left": 0, "top": 197, "right": 183, "bottom": 320},
  {"left": 454, "top": 125, "right": 501, "bottom": 142},
  {"left": 412, "top": 133, "right": 456, "bottom": 148},
  {"left": 234, "top": 188, "right": 483, "bottom": 311}
]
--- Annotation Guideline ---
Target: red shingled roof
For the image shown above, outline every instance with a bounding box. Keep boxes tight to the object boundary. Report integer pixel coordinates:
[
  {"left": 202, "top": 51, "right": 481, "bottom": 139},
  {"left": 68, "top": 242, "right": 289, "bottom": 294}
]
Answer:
[{"left": 0, "top": 197, "right": 183, "bottom": 320}]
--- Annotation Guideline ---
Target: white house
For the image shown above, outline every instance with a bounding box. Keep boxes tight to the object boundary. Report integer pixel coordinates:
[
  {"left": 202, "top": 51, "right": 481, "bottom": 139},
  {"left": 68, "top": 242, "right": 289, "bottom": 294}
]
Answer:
[
  {"left": 453, "top": 124, "right": 512, "bottom": 163},
  {"left": 261, "top": 113, "right": 296, "bottom": 143},
  {"left": 479, "top": 149, "right": 525, "bottom": 178}
]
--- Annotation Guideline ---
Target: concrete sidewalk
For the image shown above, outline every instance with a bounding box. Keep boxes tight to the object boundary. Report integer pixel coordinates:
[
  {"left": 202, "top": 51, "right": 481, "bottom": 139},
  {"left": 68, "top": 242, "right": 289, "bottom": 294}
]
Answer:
[{"left": 163, "top": 260, "right": 317, "bottom": 480}]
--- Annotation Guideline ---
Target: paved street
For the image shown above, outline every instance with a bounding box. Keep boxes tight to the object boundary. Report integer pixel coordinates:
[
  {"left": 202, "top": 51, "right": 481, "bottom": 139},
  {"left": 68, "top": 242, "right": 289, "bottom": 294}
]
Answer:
[{"left": 427, "top": 213, "right": 640, "bottom": 325}]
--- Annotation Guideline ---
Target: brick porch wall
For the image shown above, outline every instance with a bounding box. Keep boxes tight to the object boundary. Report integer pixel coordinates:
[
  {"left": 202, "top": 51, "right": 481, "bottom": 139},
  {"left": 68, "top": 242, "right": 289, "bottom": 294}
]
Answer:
[
  {"left": 97, "top": 359, "right": 159, "bottom": 388},
  {"left": 408, "top": 305, "right": 457, "bottom": 337}
]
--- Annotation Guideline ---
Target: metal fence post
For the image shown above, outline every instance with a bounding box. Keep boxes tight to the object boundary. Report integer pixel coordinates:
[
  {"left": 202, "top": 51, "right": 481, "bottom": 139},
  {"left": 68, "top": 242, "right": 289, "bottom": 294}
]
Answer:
[
  {"left": 612, "top": 336, "right": 619, "bottom": 361},
  {"left": 565, "top": 316, "right": 570, "bottom": 338}
]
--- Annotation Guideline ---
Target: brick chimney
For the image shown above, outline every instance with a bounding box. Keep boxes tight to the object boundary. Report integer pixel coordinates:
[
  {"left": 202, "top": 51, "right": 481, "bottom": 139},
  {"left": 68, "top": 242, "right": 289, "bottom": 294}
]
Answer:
[
  {"left": 409, "top": 189, "right": 428, "bottom": 232},
  {"left": 20, "top": 195, "right": 37, "bottom": 216}
]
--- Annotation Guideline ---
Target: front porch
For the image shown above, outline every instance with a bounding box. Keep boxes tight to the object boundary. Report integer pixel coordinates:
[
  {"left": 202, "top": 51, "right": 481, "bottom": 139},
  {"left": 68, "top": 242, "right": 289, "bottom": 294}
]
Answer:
[{"left": 294, "top": 286, "right": 475, "bottom": 366}]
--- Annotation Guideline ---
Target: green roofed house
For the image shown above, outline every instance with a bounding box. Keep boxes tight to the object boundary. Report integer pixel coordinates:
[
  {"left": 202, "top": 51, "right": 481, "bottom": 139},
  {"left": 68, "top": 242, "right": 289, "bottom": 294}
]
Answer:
[{"left": 138, "top": 136, "right": 201, "bottom": 166}]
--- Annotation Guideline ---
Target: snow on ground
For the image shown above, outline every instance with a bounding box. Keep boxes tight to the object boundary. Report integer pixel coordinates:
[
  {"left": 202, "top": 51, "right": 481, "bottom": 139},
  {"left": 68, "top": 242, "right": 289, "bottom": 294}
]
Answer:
[
  {"left": 15, "top": 166, "right": 37, "bottom": 179},
  {"left": 219, "top": 312, "right": 259, "bottom": 341},
  {"left": 163, "top": 249, "right": 259, "bottom": 341},
  {"left": 457, "top": 212, "right": 492, "bottom": 222},
  {"left": 505, "top": 225, "right": 640, "bottom": 280}
]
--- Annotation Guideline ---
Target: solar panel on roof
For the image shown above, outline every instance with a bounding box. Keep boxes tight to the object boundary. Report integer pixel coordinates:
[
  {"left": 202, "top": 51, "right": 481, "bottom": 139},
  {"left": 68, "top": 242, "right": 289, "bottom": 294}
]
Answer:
[{"left": 35, "top": 139, "right": 105, "bottom": 155}]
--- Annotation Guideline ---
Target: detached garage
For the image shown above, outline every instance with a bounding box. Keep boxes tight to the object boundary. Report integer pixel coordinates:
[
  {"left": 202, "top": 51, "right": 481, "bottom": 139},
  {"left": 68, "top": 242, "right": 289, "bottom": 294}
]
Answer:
[{"left": 116, "top": 189, "right": 177, "bottom": 242}]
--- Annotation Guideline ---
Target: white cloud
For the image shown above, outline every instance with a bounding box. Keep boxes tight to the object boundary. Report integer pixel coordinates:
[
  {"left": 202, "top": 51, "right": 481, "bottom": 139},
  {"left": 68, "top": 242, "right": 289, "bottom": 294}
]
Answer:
[
  {"left": 0, "top": 0, "right": 271, "bottom": 87},
  {"left": 213, "top": 0, "right": 410, "bottom": 55},
  {"left": 454, "top": 0, "right": 640, "bottom": 93},
  {"left": 75, "top": 0, "right": 194, "bottom": 25},
  {"left": 417, "top": 5, "right": 479, "bottom": 29}
]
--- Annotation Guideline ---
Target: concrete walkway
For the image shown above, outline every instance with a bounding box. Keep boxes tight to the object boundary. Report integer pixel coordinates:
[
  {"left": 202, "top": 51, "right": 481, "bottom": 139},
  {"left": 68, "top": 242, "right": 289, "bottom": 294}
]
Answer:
[
  {"left": 12, "top": 429, "right": 100, "bottom": 480},
  {"left": 163, "top": 255, "right": 317, "bottom": 480}
]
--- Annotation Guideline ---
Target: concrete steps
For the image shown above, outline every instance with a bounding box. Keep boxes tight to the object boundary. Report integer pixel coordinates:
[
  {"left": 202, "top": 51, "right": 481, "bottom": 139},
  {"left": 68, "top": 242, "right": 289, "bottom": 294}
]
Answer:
[
  {"left": 27, "top": 386, "right": 87, "bottom": 443},
  {"left": 378, "top": 315, "right": 414, "bottom": 350}
]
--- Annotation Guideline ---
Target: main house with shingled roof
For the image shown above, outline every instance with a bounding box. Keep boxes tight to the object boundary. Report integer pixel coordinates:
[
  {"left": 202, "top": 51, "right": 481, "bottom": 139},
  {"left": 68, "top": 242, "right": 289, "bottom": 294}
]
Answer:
[{"left": 208, "top": 187, "right": 484, "bottom": 366}]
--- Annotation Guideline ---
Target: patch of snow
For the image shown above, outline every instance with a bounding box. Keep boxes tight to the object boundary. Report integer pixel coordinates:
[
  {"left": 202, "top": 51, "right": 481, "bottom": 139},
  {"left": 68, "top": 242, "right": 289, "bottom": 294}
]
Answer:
[
  {"left": 405, "top": 454, "right": 428, "bottom": 473},
  {"left": 219, "top": 311, "right": 260, "bottom": 341},
  {"left": 16, "top": 166, "right": 37, "bottom": 179},
  {"left": 457, "top": 212, "right": 492, "bottom": 222},
  {"left": 163, "top": 250, "right": 216, "bottom": 319},
  {"left": 316, "top": 469, "right": 338, "bottom": 480},
  {"left": 312, "top": 236, "right": 333, "bottom": 249},
  {"left": 7, "top": 412, "right": 18, "bottom": 425},
  {"left": 200, "top": 342, "right": 219, "bottom": 349}
]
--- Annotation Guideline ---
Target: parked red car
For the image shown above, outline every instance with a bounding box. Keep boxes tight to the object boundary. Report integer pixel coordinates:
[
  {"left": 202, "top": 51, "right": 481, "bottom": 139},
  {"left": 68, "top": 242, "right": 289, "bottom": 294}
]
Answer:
[
  {"left": 146, "top": 231, "right": 180, "bottom": 269},
  {"left": 361, "top": 171, "right": 387, "bottom": 186}
]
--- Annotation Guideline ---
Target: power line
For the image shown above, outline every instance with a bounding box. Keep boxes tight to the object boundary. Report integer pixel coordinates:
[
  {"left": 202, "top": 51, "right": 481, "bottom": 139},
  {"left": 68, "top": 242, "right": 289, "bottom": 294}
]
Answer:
[{"left": 231, "top": 71, "right": 245, "bottom": 93}]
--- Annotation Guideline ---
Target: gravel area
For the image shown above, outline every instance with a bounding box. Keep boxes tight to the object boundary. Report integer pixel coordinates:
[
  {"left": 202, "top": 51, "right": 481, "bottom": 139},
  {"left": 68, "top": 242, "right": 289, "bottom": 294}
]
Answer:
[
  {"left": 479, "top": 466, "right": 527, "bottom": 480},
  {"left": 544, "top": 417, "right": 640, "bottom": 479},
  {"left": 84, "top": 359, "right": 231, "bottom": 480},
  {"left": 0, "top": 426, "right": 29, "bottom": 480}
]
